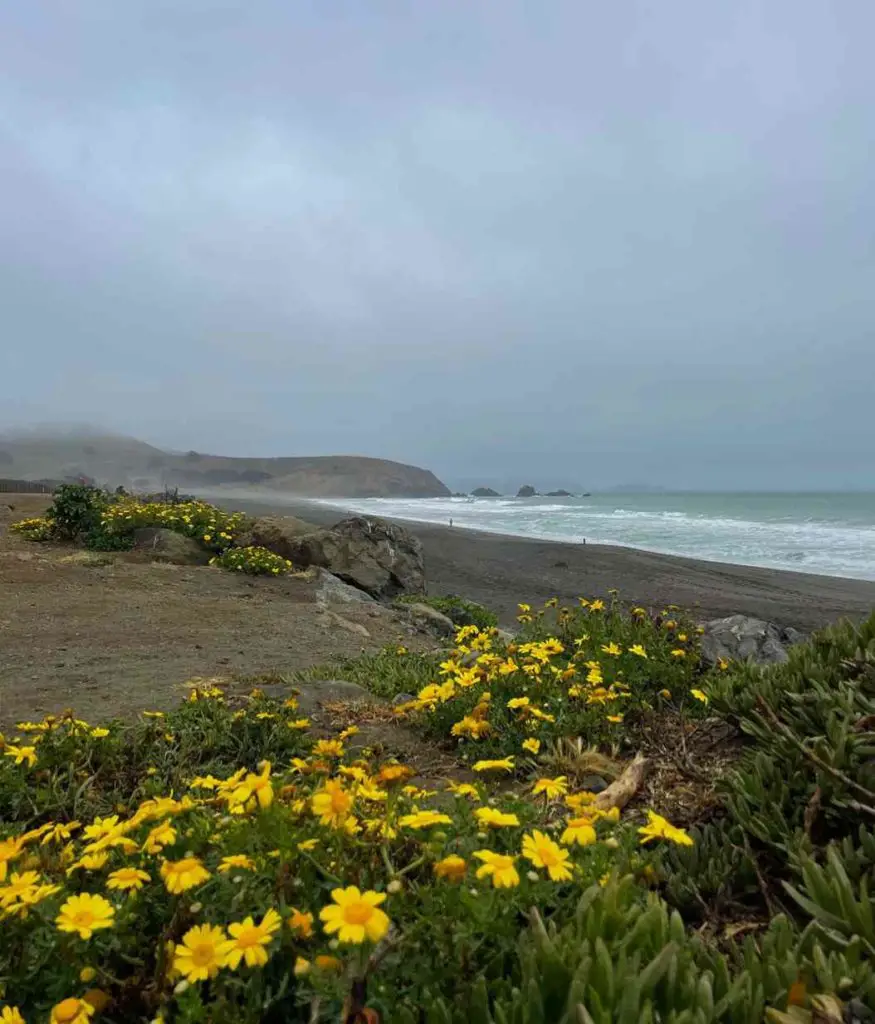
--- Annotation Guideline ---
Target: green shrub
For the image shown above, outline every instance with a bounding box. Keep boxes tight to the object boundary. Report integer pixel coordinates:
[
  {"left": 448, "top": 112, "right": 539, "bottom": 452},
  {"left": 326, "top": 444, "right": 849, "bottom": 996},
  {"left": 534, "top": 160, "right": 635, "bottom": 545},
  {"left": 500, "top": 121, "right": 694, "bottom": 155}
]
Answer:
[
  {"left": 45, "top": 483, "right": 110, "bottom": 542},
  {"left": 210, "top": 545, "right": 293, "bottom": 576},
  {"left": 298, "top": 646, "right": 441, "bottom": 699}
]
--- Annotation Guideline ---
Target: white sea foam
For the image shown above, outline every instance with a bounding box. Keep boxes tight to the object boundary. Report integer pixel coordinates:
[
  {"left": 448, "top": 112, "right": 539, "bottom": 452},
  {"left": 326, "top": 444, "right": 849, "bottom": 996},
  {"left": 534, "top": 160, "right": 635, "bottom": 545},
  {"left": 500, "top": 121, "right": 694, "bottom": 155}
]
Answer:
[{"left": 312, "top": 494, "right": 875, "bottom": 581}]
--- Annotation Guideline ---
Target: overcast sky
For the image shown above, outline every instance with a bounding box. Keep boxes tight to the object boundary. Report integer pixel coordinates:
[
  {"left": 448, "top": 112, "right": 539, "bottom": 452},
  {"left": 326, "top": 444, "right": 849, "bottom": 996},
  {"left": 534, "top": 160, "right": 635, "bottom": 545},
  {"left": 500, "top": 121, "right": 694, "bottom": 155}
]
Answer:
[{"left": 2, "top": 2, "right": 874, "bottom": 490}]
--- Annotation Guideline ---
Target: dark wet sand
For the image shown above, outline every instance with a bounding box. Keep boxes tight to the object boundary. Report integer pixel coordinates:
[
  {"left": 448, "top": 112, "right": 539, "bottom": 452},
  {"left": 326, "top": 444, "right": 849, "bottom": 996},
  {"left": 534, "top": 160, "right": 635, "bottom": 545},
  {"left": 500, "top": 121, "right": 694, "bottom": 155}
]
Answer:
[{"left": 216, "top": 496, "right": 875, "bottom": 632}]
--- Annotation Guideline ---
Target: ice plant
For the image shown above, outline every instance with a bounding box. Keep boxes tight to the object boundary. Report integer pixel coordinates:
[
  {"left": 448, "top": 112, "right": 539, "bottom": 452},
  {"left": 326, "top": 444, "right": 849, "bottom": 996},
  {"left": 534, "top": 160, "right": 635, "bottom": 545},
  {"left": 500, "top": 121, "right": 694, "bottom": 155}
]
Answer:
[{"left": 320, "top": 887, "right": 390, "bottom": 944}]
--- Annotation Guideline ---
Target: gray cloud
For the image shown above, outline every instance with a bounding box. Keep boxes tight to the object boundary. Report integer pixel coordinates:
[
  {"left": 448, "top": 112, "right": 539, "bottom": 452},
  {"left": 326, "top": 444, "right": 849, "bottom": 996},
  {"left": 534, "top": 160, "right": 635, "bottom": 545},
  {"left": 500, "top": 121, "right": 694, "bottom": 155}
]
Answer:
[{"left": 2, "top": 0, "right": 874, "bottom": 489}]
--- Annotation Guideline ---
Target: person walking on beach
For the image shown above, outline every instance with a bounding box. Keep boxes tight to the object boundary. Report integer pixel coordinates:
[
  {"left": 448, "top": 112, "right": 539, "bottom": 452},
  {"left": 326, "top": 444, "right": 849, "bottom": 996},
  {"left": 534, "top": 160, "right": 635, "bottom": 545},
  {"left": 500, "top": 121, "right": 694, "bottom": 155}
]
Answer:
[{"left": 449, "top": 518, "right": 454, "bottom": 527}]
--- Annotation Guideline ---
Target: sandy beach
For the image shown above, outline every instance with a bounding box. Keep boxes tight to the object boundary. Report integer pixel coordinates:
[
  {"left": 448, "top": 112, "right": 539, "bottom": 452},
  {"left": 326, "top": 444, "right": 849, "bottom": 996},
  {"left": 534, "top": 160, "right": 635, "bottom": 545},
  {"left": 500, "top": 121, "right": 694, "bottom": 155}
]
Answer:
[{"left": 215, "top": 496, "right": 875, "bottom": 631}]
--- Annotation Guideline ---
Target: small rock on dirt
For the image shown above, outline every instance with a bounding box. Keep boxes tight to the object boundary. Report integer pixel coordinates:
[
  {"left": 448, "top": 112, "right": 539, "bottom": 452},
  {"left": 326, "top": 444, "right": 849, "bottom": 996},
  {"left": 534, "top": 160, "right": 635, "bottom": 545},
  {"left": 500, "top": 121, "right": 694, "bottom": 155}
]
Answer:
[
  {"left": 401, "top": 602, "right": 456, "bottom": 637},
  {"left": 701, "top": 615, "right": 805, "bottom": 666},
  {"left": 392, "top": 692, "right": 416, "bottom": 706},
  {"left": 132, "top": 527, "right": 212, "bottom": 566},
  {"left": 294, "top": 679, "right": 375, "bottom": 715}
]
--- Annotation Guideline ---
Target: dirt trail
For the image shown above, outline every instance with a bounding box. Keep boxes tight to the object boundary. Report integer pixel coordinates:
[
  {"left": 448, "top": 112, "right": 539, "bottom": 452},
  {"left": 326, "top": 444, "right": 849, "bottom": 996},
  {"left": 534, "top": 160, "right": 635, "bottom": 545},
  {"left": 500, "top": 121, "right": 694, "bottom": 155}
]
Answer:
[{"left": 0, "top": 497, "right": 426, "bottom": 727}]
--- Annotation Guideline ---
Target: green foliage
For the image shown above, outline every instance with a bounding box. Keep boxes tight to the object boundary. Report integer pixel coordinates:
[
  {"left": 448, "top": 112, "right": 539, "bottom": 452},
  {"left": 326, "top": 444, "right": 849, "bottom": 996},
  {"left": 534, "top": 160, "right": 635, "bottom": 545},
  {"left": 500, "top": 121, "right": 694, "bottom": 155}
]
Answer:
[
  {"left": 45, "top": 483, "right": 110, "bottom": 542},
  {"left": 405, "top": 598, "right": 708, "bottom": 759},
  {"left": 210, "top": 545, "right": 294, "bottom": 576},
  {"left": 397, "top": 593, "right": 499, "bottom": 630},
  {"left": 657, "top": 612, "right": 875, "bottom": 1012},
  {"left": 297, "top": 646, "right": 441, "bottom": 699}
]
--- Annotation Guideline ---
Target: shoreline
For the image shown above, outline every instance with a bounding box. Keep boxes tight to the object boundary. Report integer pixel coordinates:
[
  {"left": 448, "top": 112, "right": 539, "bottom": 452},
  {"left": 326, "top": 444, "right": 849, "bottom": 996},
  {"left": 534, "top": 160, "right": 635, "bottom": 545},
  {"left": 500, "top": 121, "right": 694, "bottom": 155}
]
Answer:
[{"left": 211, "top": 493, "right": 875, "bottom": 632}]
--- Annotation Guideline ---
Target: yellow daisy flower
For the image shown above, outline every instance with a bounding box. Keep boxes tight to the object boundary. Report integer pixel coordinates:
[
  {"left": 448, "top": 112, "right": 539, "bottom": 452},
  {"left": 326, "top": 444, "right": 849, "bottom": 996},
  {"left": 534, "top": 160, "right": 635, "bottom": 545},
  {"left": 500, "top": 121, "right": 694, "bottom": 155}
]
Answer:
[
  {"left": 173, "top": 923, "right": 229, "bottom": 982},
  {"left": 56, "top": 893, "right": 115, "bottom": 939},
  {"left": 320, "top": 886, "right": 390, "bottom": 944}
]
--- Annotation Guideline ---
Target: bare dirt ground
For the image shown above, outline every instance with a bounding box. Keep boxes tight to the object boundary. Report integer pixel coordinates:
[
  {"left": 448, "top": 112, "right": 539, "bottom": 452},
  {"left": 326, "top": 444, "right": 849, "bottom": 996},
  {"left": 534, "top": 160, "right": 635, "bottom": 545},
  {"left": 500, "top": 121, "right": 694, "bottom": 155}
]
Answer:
[{"left": 0, "top": 496, "right": 428, "bottom": 727}]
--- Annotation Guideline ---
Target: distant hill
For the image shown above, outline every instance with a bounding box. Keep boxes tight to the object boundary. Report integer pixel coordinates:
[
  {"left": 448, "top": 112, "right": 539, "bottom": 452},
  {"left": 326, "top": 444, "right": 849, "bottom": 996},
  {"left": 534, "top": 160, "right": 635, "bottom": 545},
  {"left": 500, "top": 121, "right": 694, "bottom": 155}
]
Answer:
[{"left": 0, "top": 430, "right": 450, "bottom": 498}]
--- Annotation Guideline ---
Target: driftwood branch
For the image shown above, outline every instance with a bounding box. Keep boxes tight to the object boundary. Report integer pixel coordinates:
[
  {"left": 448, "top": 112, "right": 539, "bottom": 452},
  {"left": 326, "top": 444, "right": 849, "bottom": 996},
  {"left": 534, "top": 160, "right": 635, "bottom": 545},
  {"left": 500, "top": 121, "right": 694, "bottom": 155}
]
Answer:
[{"left": 594, "top": 752, "right": 649, "bottom": 811}]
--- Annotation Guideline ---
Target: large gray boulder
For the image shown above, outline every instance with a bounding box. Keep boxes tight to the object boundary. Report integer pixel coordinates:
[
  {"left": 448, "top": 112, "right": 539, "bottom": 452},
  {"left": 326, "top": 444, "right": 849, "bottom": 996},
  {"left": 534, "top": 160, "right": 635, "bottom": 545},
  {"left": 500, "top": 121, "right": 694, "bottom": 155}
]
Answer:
[
  {"left": 516, "top": 484, "right": 537, "bottom": 497},
  {"left": 276, "top": 516, "right": 425, "bottom": 599},
  {"left": 701, "top": 615, "right": 805, "bottom": 666},
  {"left": 234, "top": 515, "right": 321, "bottom": 558},
  {"left": 131, "top": 527, "right": 211, "bottom": 565}
]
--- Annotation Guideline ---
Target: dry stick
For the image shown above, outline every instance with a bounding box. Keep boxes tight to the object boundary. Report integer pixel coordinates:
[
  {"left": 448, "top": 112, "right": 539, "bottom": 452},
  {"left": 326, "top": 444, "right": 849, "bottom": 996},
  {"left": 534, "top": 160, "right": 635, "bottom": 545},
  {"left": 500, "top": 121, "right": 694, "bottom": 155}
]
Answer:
[
  {"left": 756, "top": 697, "right": 875, "bottom": 809},
  {"left": 594, "top": 752, "right": 649, "bottom": 811}
]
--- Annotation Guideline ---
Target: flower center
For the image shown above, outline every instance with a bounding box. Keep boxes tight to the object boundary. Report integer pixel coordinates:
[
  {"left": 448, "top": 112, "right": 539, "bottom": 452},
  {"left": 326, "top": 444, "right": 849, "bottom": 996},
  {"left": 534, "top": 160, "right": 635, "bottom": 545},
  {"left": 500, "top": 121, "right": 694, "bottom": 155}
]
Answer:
[
  {"left": 191, "top": 942, "right": 217, "bottom": 966},
  {"left": 343, "top": 901, "right": 373, "bottom": 925},
  {"left": 72, "top": 909, "right": 95, "bottom": 927}
]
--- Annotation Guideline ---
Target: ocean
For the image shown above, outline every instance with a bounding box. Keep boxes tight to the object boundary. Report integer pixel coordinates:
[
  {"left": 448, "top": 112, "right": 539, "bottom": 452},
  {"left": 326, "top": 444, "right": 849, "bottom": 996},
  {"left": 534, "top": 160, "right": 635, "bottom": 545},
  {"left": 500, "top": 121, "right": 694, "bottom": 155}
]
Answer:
[{"left": 313, "top": 492, "right": 875, "bottom": 582}]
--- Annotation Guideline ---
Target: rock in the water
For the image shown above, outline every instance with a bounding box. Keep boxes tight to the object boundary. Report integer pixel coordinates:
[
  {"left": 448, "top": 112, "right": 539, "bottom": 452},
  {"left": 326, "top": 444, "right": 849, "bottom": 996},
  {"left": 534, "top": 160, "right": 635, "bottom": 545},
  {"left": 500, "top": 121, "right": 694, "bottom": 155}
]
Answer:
[
  {"left": 701, "top": 615, "right": 805, "bottom": 666},
  {"left": 516, "top": 484, "right": 537, "bottom": 497},
  {"left": 280, "top": 516, "right": 425, "bottom": 599},
  {"left": 234, "top": 515, "right": 321, "bottom": 559},
  {"left": 402, "top": 602, "right": 456, "bottom": 637},
  {"left": 470, "top": 487, "right": 501, "bottom": 497},
  {"left": 545, "top": 489, "right": 573, "bottom": 497},
  {"left": 313, "top": 567, "right": 376, "bottom": 606},
  {"left": 132, "top": 527, "right": 211, "bottom": 565}
]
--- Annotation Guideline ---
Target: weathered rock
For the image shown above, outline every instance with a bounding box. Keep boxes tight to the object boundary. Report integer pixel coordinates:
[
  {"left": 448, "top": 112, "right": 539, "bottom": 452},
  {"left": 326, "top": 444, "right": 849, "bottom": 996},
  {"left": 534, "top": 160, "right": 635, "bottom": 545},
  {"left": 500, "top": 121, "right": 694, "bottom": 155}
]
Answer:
[
  {"left": 470, "top": 487, "right": 501, "bottom": 497},
  {"left": 131, "top": 527, "right": 211, "bottom": 565},
  {"left": 402, "top": 602, "right": 456, "bottom": 637},
  {"left": 279, "top": 516, "right": 425, "bottom": 598},
  {"left": 293, "top": 679, "right": 374, "bottom": 715},
  {"left": 701, "top": 615, "right": 805, "bottom": 666},
  {"left": 234, "top": 515, "right": 321, "bottom": 559},
  {"left": 312, "top": 567, "right": 376, "bottom": 606},
  {"left": 546, "top": 489, "right": 573, "bottom": 497},
  {"left": 316, "top": 609, "right": 371, "bottom": 638},
  {"left": 516, "top": 484, "right": 537, "bottom": 497},
  {"left": 392, "top": 692, "right": 416, "bottom": 706}
]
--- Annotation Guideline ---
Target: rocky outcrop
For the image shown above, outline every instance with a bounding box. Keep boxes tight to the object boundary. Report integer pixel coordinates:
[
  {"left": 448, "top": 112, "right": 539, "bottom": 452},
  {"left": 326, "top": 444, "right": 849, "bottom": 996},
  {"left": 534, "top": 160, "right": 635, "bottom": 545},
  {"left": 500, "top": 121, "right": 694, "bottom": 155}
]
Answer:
[
  {"left": 234, "top": 515, "right": 320, "bottom": 559},
  {"left": 278, "top": 516, "right": 425, "bottom": 599},
  {"left": 131, "top": 527, "right": 212, "bottom": 565},
  {"left": 516, "top": 485, "right": 537, "bottom": 498},
  {"left": 546, "top": 489, "right": 573, "bottom": 497},
  {"left": 471, "top": 487, "right": 501, "bottom": 497},
  {"left": 701, "top": 615, "right": 806, "bottom": 666}
]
